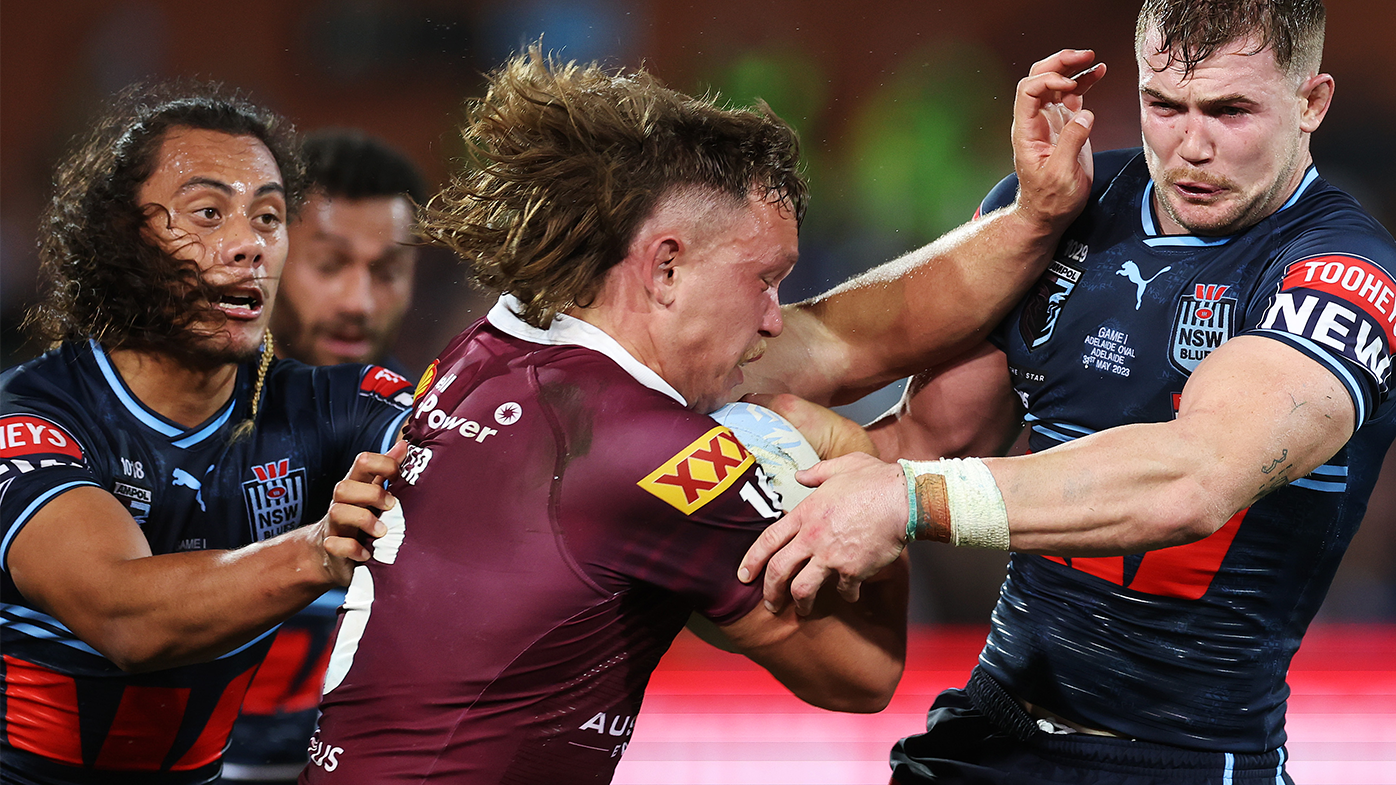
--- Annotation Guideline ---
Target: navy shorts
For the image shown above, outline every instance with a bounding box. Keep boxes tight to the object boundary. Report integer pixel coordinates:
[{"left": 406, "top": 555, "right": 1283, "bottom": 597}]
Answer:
[{"left": 890, "top": 670, "right": 1293, "bottom": 785}]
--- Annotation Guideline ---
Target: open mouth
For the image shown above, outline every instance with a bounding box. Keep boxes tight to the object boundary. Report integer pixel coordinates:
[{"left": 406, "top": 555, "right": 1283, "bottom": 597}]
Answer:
[{"left": 215, "top": 287, "right": 266, "bottom": 320}]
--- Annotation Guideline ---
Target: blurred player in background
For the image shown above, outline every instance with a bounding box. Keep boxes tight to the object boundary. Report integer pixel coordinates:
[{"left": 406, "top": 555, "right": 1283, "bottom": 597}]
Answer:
[
  {"left": 222, "top": 130, "right": 427, "bottom": 785},
  {"left": 268, "top": 130, "right": 426, "bottom": 371}
]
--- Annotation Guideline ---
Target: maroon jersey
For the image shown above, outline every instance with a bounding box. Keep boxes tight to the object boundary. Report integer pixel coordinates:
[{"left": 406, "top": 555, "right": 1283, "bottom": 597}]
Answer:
[{"left": 304, "top": 297, "right": 777, "bottom": 783}]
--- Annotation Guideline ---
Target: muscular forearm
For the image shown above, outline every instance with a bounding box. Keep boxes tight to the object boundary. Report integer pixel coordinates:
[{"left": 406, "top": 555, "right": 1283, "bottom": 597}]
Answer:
[
  {"left": 987, "top": 421, "right": 1236, "bottom": 555},
  {"left": 9, "top": 487, "right": 335, "bottom": 672},
  {"left": 749, "top": 206, "right": 1063, "bottom": 406},
  {"left": 986, "top": 338, "right": 1354, "bottom": 556},
  {"left": 87, "top": 529, "right": 335, "bottom": 671}
]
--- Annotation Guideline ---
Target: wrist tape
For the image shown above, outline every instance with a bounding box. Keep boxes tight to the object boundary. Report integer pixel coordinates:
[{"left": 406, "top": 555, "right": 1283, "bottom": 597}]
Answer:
[{"left": 897, "top": 457, "right": 1010, "bottom": 550}]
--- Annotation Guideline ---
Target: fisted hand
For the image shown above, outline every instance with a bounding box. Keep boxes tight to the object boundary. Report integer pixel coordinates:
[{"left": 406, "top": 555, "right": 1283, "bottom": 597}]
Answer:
[{"left": 319, "top": 440, "right": 408, "bottom": 585}]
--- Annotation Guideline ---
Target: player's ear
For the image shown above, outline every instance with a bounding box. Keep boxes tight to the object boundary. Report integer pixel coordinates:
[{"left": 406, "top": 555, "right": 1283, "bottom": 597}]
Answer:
[
  {"left": 646, "top": 237, "right": 682, "bottom": 306},
  {"left": 1298, "top": 72, "right": 1334, "bottom": 133}
]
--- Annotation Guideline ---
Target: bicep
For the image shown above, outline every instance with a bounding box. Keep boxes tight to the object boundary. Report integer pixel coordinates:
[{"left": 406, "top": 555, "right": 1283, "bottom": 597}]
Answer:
[
  {"left": 8, "top": 486, "right": 154, "bottom": 634},
  {"left": 1177, "top": 334, "right": 1356, "bottom": 503},
  {"left": 868, "top": 343, "right": 1023, "bottom": 461}
]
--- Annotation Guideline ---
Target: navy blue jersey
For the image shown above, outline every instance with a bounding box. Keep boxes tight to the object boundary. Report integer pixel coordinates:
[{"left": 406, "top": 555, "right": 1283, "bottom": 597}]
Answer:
[
  {"left": 0, "top": 340, "right": 411, "bottom": 784},
  {"left": 979, "top": 149, "right": 1396, "bottom": 753}
]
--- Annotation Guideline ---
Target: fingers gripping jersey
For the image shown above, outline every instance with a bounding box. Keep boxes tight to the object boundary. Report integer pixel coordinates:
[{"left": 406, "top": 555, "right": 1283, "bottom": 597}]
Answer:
[
  {"left": 307, "top": 299, "right": 773, "bottom": 784},
  {"left": 0, "top": 341, "right": 411, "bottom": 784},
  {"left": 981, "top": 150, "right": 1396, "bottom": 752}
]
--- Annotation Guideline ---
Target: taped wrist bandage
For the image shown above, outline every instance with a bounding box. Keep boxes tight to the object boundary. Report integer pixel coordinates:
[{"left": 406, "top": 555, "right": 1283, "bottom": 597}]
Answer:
[{"left": 897, "top": 458, "right": 1010, "bottom": 549}]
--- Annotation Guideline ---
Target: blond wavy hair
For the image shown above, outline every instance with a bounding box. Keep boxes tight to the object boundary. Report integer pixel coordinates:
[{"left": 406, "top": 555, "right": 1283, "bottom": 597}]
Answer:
[{"left": 422, "top": 45, "right": 807, "bottom": 328}]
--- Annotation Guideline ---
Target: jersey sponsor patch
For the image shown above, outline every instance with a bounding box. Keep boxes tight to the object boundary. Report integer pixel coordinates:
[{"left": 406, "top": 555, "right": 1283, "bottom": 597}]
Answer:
[
  {"left": 359, "top": 366, "right": 414, "bottom": 408},
  {"left": 414, "top": 360, "right": 438, "bottom": 403},
  {"left": 113, "top": 481, "right": 153, "bottom": 524},
  {"left": 0, "top": 415, "right": 83, "bottom": 460},
  {"left": 1020, "top": 257, "right": 1084, "bottom": 350},
  {"left": 638, "top": 426, "right": 754, "bottom": 515},
  {"left": 243, "top": 458, "right": 308, "bottom": 541},
  {"left": 1260, "top": 254, "right": 1396, "bottom": 387},
  {"left": 1169, "top": 284, "right": 1237, "bottom": 372}
]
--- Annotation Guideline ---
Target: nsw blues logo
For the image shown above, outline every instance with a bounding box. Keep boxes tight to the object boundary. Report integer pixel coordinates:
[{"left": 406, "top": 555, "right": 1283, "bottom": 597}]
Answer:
[
  {"left": 243, "top": 458, "right": 307, "bottom": 541},
  {"left": 1020, "top": 258, "right": 1084, "bottom": 350},
  {"left": 1169, "top": 284, "right": 1236, "bottom": 372}
]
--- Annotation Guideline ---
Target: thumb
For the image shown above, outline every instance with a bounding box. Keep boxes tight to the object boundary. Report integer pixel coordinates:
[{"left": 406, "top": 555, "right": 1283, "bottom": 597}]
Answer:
[{"left": 793, "top": 457, "right": 843, "bottom": 488}]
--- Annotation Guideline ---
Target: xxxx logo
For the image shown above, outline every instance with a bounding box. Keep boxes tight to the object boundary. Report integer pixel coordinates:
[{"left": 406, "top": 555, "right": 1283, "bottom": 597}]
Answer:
[{"left": 638, "top": 426, "right": 753, "bottom": 514}]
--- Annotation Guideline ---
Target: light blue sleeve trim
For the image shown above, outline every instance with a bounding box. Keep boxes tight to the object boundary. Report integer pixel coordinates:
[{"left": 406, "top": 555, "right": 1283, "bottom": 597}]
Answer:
[
  {"left": 2, "top": 604, "right": 104, "bottom": 656},
  {"left": 1, "top": 480, "right": 100, "bottom": 572},
  {"left": 1028, "top": 419, "right": 1097, "bottom": 445},
  {"left": 1291, "top": 477, "right": 1346, "bottom": 493},
  {"left": 1307, "top": 463, "right": 1348, "bottom": 479},
  {"left": 379, "top": 410, "right": 411, "bottom": 453}
]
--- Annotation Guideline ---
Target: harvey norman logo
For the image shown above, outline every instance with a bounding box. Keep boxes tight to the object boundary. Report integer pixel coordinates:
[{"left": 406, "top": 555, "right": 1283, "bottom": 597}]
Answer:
[{"left": 1260, "top": 255, "right": 1396, "bottom": 386}]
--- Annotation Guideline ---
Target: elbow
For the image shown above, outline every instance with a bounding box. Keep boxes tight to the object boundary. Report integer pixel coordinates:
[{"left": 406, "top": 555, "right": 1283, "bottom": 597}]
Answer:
[
  {"left": 1139, "top": 484, "right": 1232, "bottom": 548},
  {"left": 100, "top": 640, "right": 173, "bottom": 674},
  {"left": 88, "top": 625, "right": 187, "bottom": 673},
  {"left": 796, "top": 658, "right": 905, "bottom": 714}
]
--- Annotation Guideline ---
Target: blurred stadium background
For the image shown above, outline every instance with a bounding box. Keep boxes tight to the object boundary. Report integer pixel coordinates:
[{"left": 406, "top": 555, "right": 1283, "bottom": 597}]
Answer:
[{"left": 4, "top": 2, "right": 1394, "bottom": 781}]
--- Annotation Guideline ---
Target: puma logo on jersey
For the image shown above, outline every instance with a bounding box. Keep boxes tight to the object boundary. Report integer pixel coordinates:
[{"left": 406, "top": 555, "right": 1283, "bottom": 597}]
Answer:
[
  {"left": 172, "top": 467, "right": 207, "bottom": 512},
  {"left": 1117, "top": 261, "right": 1172, "bottom": 310}
]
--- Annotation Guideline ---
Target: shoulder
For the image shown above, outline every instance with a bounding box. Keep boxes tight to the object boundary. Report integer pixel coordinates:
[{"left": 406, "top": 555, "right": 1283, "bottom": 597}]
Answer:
[
  {"left": 979, "top": 148, "right": 1146, "bottom": 217},
  {"left": 266, "top": 359, "right": 415, "bottom": 411},
  {"left": 1, "top": 344, "right": 96, "bottom": 442},
  {"left": 535, "top": 350, "right": 714, "bottom": 448},
  {"left": 2, "top": 344, "right": 84, "bottom": 397},
  {"left": 1259, "top": 177, "right": 1396, "bottom": 290},
  {"left": 1092, "top": 148, "right": 1145, "bottom": 182},
  {"left": 1277, "top": 178, "right": 1396, "bottom": 261}
]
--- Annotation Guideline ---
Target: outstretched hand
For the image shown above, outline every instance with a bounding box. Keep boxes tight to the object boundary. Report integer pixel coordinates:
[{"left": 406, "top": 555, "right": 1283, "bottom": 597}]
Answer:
[
  {"left": 737, "top": 452, "right": 909, "bottom": 616},
  {"left": 1012, "top": 49, "right": 1105, "bottom": 229},
  {"left": 319, "top": 440, "right": 408, "bottom": 585}
]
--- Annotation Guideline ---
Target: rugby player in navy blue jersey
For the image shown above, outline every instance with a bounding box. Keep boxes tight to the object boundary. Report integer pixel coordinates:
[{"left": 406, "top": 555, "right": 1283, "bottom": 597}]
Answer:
[
  {"left": 0, "top": 86, "right": 411, "bottom": 785},
  {"left": 740, "top": 1, "right": 1396, "bottom": 782}
]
